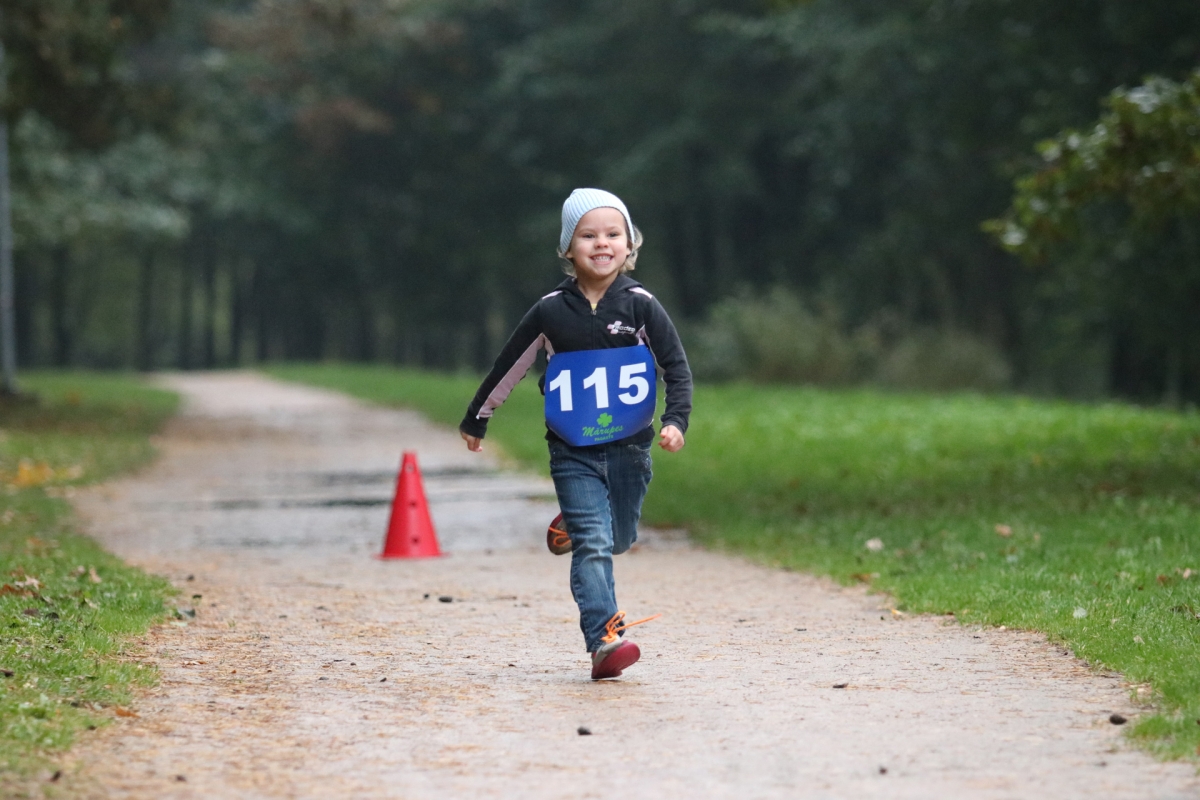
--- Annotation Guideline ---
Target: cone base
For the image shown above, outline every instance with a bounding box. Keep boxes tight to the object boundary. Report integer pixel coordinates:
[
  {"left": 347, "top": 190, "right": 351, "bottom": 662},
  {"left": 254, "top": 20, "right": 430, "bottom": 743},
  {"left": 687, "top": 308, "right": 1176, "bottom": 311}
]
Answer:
[{"left": 374, "top": 552, "right": 445, "bottom": 560}]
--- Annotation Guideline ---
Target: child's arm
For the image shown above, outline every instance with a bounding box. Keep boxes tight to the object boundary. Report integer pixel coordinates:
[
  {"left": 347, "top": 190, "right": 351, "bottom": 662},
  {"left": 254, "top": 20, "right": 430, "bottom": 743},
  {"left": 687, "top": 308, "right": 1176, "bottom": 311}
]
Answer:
[
  {"left": 459, "top": 305, "right": 545, "bottom": 451},
  {"left": 639, "top": 297, "right": 693, "bottom": 451}
]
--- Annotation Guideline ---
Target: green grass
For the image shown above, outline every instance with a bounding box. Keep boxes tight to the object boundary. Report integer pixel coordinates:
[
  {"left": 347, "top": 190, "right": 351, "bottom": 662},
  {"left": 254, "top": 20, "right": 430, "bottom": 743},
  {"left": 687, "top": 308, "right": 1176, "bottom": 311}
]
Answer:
[
  {"left": 269, "top": 363, "right": 1200, "bottom": 759},
  {"left": 0, "top": 372, "right": 178, "bottom": 786}
]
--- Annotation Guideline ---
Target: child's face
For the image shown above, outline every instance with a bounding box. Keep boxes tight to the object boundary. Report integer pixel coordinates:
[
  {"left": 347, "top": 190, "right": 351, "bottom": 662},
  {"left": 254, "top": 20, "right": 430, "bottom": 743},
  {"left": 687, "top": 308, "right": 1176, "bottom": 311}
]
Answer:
[{"left": 566, "top": 207, "right": 630, "bottom": 283}]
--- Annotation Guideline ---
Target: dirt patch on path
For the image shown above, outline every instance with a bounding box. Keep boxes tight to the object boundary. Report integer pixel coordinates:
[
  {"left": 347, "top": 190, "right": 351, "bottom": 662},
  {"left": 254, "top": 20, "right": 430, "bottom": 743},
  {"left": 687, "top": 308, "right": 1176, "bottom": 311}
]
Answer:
[{"left": 57, "top": 372, "right": 1197, "bottom": 798}]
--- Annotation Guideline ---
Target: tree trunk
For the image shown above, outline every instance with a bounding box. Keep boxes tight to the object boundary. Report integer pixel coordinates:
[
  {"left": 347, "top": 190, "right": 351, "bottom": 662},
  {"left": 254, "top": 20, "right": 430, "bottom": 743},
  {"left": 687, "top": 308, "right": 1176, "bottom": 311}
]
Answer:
[
  {"left": 201, "top": 235, "right": 217, "bottom": 368},
  {"left": 136, "top": 248, "right": 156, "bottom": 371},
  {"left": 14, "top": 251, "right": 34, "bottom": 367},
  {"left": 0, "top": 33, "right": 19, "bottom": 392},
  {"left": 50, "top": 246, "right": 72, "bottom": 367},
  {"left": 254, "top": 257, "right": 270, "bottom": 363},
  {"left": 355, "top": 291, "right": 375, "bottom": 361},
  {"left": 0, "top": 125, "right": 16, "bottom": 390},
  {"left": 666, "top": 205, "right": 704, "bottom": 318},
  {"left": 230, "top": 257, "right": 246, "bottom": 366},
  {"left": 1164, "top": 344, "right": 1181, "bottom": 408},
  {"left": 178, "top": 247, "right": 194, "bottom": 370}
]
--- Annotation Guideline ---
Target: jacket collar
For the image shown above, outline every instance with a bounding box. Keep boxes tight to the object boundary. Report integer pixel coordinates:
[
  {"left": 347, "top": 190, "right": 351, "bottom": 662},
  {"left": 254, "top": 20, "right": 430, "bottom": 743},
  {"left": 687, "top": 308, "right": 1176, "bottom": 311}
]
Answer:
[{"left": 556, "top": 273, "right": 642, "bottom": 301}]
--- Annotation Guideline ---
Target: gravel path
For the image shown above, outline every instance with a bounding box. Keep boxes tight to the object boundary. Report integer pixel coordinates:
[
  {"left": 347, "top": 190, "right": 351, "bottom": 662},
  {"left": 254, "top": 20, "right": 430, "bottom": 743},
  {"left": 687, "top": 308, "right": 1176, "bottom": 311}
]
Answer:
[{"left": 58, "top": 372, "right": 1198, "bottom": 799}]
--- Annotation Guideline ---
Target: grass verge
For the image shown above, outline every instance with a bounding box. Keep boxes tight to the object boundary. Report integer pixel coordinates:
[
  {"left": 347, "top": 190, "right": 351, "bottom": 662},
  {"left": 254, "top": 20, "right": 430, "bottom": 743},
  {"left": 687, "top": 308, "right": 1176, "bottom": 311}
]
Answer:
[
  {"left": 0, "top": 372, "right": 178, "bottom": 786},
  {"left": 268, "top": 363, "right": 1200, "bottom": 759}
]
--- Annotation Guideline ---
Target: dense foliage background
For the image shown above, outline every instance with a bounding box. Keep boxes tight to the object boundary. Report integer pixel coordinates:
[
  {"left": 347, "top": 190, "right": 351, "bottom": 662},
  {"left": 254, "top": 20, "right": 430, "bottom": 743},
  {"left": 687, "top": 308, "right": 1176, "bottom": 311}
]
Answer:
[{"left": 4, "top": 0, "right": 1199, "bottom": 400}]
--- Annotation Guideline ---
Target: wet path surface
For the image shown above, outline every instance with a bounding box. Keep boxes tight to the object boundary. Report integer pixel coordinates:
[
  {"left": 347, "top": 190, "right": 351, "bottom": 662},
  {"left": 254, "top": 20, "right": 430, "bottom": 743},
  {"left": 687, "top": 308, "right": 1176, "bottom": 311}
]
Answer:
[{"left": 61, "top": 372, "right": 1198, "bottom": 798}]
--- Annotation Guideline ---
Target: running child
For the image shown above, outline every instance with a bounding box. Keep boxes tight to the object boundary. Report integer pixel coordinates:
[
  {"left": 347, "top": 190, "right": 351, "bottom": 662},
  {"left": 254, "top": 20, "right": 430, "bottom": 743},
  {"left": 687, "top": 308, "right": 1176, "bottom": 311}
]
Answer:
[{"left": 459, "top": 188, "right": 692, "bottom": 680}]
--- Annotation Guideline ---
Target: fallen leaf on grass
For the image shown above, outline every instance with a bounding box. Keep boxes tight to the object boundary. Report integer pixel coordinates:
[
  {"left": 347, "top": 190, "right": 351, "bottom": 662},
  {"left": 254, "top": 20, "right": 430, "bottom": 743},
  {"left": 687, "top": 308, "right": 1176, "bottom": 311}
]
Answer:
[
  {"left": 10, "top": 460, "right": 54, "bottom": 488},
  {"left": 864, "top": 538, "right": 884, "bottom": 552},
  {"left": 114, "top": 707, "right": 138, "bottom": 718},
  {"left": 1170, "top": 604, "right": 1200, "bottom": 620},
  {"left": 994, "top": 524, "right": 1013, "bottom": 537},
  {"left": 24, "top": 538, "right": 56, "bottom": 554},
  {"left": 0, "top": 584, "right": 36, "bottom": 597},
  {"left": 88, "top": 567, "right": 101, "bottom": 584}
]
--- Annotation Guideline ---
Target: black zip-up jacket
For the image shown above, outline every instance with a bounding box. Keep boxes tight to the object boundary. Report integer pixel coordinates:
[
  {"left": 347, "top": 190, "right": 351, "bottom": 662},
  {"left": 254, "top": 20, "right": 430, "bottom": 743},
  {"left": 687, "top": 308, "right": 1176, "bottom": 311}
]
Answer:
[{"left": 460, "top": 274, "right": 692, "bottom": 445}]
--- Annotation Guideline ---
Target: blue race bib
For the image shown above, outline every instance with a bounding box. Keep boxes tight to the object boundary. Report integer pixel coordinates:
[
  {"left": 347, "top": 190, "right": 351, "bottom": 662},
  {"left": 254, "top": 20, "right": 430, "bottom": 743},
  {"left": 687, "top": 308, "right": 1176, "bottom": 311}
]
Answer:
[{"left": 544, "top": 345, "right": 657, "bottom": 446}]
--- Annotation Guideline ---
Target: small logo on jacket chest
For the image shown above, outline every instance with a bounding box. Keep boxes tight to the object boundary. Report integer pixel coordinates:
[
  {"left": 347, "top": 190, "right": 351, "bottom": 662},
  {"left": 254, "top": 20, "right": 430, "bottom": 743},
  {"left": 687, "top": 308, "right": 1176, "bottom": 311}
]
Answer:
[{"left": 606, "top": 320, "right": 637, "bottom": 335}]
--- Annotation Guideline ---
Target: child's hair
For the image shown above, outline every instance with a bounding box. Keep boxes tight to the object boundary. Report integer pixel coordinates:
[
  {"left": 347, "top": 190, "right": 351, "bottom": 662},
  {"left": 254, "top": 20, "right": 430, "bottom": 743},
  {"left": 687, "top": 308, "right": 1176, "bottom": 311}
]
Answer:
[{"left": 557, "top": 226, "right": 644, "bottom": 277}]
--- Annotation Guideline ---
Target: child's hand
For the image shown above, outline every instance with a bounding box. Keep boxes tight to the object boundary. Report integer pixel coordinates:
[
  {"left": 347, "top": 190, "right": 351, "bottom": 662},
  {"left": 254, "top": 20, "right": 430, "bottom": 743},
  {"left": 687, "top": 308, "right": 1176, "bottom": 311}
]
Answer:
[
  {"left": 658, "top": 424, "right": 685, "bottom": 452},
  {"left": 461, "top": 431, "right": 483, "bottom": 452}
]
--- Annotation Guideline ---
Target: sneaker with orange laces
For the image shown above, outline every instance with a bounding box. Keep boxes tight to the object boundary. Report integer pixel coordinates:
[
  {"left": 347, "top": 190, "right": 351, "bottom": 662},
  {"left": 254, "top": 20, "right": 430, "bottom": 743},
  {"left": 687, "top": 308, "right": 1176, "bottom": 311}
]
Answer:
[
  {"left": 590, "top": 611, "right": 661, "bottom": 680},
  {"left": 547, "top": 513, "right": 572, "bottom": 555}
]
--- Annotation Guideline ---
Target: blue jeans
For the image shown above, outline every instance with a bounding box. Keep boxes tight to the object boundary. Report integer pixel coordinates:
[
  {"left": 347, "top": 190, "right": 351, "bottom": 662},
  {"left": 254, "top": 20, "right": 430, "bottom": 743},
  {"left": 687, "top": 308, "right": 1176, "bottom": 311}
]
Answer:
[{"left": 548, "top": 439, "right": 653, "bottom": 653}]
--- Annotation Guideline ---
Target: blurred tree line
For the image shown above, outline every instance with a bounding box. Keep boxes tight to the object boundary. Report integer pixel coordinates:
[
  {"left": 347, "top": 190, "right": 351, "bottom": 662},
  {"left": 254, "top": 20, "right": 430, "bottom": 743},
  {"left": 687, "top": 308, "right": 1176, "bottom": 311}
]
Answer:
[
  {"left": 990, "top": 71, "right": 1200, "bottom": 405},
  {"left": 4, "top": 0, "right": 1199, "bottom": 401}
]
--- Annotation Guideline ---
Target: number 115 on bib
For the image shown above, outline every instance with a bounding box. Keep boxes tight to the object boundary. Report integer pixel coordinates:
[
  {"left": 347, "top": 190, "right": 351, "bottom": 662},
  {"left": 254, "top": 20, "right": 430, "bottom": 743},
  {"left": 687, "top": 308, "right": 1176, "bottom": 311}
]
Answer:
[{"left": 547, "top": 362, "right": 650, "bottom": 411}]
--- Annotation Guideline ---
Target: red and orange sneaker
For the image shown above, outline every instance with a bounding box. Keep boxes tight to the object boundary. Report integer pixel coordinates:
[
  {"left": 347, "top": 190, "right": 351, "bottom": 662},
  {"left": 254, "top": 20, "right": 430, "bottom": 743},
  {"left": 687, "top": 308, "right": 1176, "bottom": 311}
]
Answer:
[
  {"left": 547, "top": 513, "right": 572, "bottom": 555},
  {"left": 590, "top": 611, "right": 661, "bottom": 680}
]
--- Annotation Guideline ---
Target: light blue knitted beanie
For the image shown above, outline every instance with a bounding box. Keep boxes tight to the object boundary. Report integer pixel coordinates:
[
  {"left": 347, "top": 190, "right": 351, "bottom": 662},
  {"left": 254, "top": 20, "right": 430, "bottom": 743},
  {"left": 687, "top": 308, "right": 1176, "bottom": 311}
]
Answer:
[{"left": 559, "top": 188, "right": 635, "bottom": 253}]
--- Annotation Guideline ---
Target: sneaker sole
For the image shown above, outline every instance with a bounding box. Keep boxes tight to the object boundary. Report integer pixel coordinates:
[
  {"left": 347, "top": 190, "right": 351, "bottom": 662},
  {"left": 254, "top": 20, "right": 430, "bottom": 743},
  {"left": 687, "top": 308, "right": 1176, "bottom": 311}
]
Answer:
[
  {"left": 591, "top": 641, "right": 641, "bottom": 680},
  {"left": 547, "top": 513, "right": 572, "bottom": 555}
]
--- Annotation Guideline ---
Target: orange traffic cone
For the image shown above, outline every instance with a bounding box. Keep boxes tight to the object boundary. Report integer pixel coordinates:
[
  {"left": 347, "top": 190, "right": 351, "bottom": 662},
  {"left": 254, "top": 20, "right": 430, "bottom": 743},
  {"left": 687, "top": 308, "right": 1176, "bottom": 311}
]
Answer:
[{"left": 378, "top": 452, "right": 443, "bottom": 559}]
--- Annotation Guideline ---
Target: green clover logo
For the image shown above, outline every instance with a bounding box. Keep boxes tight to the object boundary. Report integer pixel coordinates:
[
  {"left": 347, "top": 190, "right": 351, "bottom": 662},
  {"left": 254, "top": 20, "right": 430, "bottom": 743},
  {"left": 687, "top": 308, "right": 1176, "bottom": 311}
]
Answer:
[{"left": 597, "top": 413, "right": 613, "bottom": 427}]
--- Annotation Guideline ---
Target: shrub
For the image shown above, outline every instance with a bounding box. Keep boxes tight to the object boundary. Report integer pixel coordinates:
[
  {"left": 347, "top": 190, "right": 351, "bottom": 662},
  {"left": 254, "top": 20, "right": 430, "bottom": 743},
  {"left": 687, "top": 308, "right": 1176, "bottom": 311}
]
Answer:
[
  {"left": 686, "top": 287, "right": 870, "bottom": 384},
  {"left": 877, "top": 328, "right": 1012, "bottom": 392},
  {"left": 684, "top": 286, "right": 1011, "bottom": 392}
]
